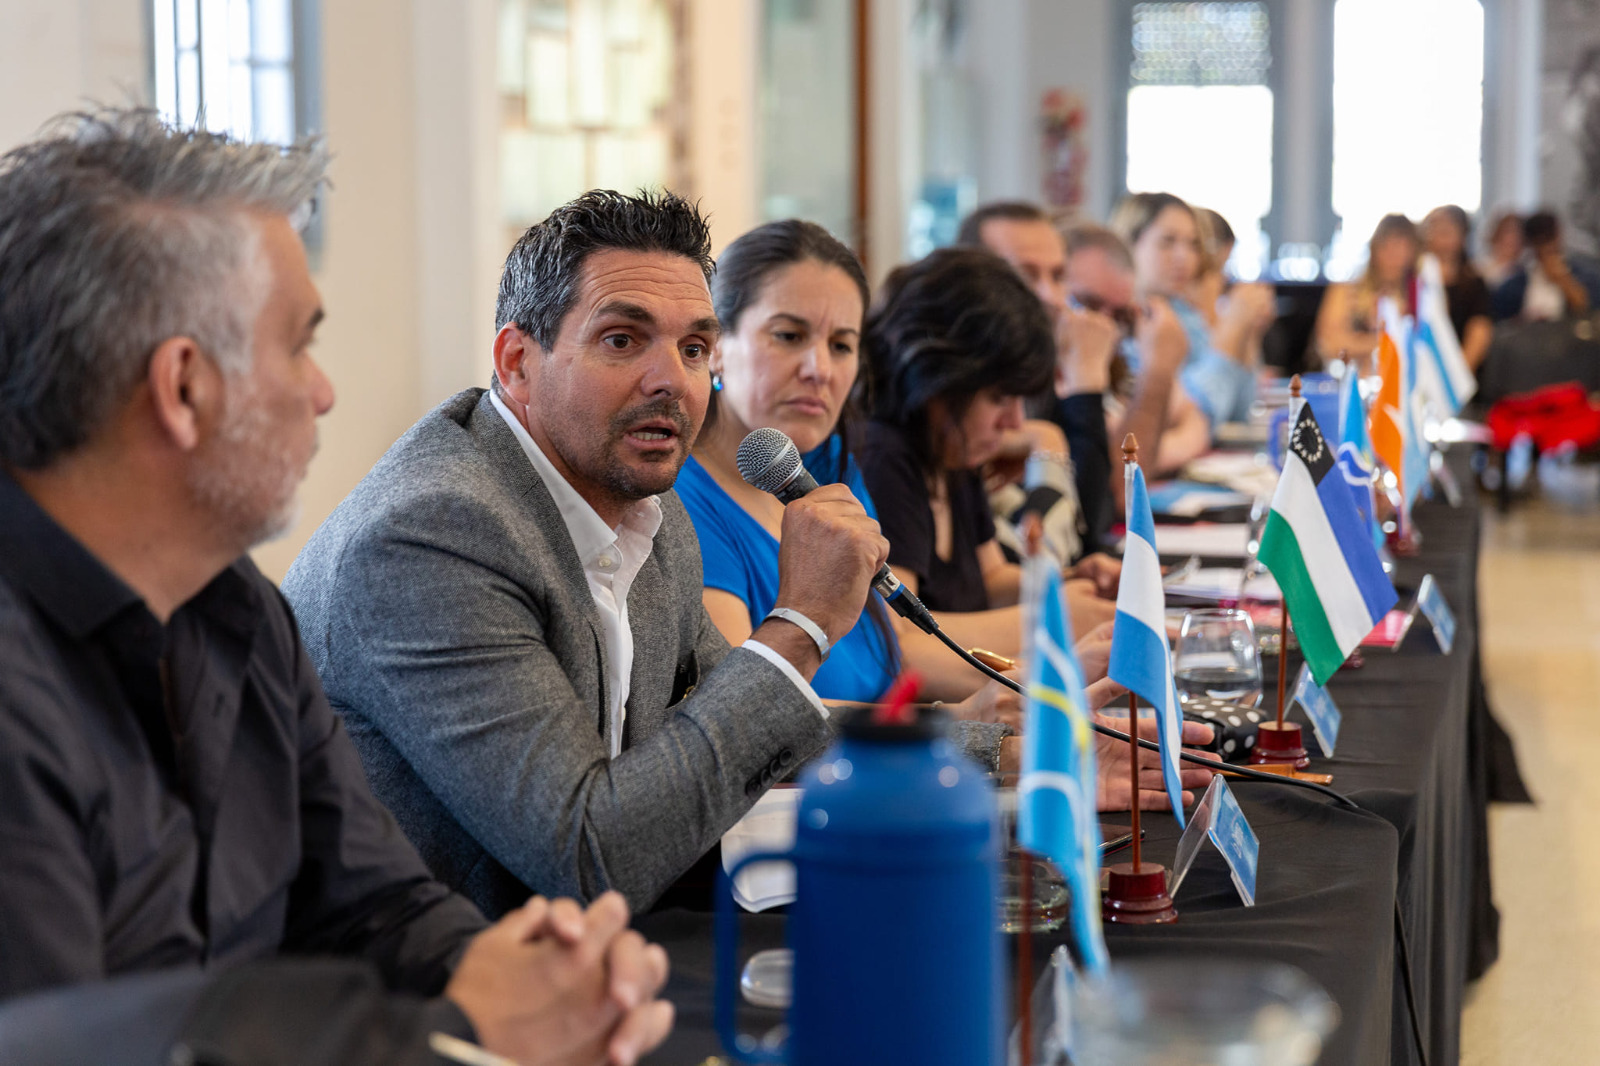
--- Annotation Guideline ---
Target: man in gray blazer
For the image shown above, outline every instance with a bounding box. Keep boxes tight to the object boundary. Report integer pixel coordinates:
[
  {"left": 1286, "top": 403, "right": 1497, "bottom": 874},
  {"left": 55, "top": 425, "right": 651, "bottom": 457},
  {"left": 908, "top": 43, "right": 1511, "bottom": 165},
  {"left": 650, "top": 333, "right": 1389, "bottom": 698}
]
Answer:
[{"left": 285, "top": 191, "right": 890, "bottom": 917}]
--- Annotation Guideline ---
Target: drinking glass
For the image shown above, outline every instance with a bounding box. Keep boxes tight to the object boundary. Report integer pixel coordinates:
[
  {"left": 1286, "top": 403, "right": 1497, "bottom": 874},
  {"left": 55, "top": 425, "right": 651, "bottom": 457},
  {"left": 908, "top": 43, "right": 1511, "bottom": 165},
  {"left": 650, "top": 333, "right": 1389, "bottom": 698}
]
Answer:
[
  {"left": 1174, "top": 609, "right": 1263, "bottom": 707},
  {"left": 995, "top": 782, "right": 1068, "bottom": 934}
]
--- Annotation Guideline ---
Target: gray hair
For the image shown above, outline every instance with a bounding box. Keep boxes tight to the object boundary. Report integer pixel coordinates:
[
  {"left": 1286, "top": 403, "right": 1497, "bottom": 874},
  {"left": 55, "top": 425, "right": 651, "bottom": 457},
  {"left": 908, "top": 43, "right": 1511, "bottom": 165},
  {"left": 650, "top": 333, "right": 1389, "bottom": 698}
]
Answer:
[{"left": 0, "top": 107, "right": 329, "bottom": 469}]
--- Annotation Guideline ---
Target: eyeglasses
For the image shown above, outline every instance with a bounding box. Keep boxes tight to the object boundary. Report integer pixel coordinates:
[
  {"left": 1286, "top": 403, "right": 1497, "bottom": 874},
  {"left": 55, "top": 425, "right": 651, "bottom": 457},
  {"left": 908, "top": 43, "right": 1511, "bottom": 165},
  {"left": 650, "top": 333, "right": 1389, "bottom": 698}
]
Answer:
[{"left": 1068, "top": 292, "right": 1140, "bottom": 337}]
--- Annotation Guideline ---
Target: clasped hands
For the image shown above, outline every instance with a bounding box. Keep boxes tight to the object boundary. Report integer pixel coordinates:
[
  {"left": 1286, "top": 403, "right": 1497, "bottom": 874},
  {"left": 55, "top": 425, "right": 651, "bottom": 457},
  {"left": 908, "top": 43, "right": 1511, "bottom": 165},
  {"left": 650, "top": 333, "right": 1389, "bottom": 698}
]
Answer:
[{"left": 445, "top": 891, "right": 673, "bottom": 1066}]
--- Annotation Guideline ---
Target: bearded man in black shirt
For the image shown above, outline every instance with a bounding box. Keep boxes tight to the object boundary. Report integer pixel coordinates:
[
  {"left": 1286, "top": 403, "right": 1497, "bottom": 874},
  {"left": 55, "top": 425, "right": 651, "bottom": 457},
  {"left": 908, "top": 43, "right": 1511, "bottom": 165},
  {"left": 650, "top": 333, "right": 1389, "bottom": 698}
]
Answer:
[{"left": 0, "top": 108, "right": 672, "bottom": 1066}]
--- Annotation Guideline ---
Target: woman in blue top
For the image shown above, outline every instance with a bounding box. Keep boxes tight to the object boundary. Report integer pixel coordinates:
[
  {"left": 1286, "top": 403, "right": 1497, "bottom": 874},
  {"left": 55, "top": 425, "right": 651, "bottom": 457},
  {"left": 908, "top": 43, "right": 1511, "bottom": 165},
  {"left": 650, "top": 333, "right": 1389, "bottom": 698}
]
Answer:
[{"left": 678, "top": 220, "right": 1022, "bottom": 719}]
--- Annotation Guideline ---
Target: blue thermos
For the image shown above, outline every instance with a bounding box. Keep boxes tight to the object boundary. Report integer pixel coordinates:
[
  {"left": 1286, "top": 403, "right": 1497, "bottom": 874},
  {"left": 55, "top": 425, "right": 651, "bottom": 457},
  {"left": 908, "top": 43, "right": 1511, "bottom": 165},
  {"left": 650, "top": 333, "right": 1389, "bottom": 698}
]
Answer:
[{"left": 716, "top": 706, "right": 1005, "bottom": 1065}]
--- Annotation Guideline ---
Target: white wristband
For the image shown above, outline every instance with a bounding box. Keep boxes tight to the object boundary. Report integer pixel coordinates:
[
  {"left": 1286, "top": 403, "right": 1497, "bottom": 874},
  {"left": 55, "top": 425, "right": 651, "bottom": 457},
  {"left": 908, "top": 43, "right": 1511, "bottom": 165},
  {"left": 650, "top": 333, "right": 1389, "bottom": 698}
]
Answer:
[{"left": 764, "top": 607, "right": 831, "bottom": 662}]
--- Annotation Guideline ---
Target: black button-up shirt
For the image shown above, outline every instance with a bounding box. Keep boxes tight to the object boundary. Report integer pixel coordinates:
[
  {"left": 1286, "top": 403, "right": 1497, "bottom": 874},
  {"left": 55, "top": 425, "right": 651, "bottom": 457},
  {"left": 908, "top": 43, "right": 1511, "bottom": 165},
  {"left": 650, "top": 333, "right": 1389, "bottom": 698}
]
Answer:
[{"left": 0, "top": 470, "right": 486, "bottom": 1001}]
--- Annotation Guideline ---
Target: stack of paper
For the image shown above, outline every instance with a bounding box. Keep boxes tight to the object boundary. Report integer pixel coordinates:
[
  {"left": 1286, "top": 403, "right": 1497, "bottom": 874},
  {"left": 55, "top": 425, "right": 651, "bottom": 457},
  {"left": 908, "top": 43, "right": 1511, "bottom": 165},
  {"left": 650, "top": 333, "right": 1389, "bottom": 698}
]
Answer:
[{"left": 1163, "top": 567, "right": 1282, "bottom": 602}]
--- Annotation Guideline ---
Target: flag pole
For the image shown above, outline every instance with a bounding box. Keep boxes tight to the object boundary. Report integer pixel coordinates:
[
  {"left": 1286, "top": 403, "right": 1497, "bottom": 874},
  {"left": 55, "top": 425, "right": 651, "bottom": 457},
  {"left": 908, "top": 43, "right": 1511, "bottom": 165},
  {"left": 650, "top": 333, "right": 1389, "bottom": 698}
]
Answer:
[
  {"left": 1275, "top": 376, "right": 1300, "bottom": 732},
  {"left": 1121, "top": 437, "right": 1143, "bottom": 874},
  {"left": 1101, "top": 434, "right": 1177, "bottom": 925},
  {"left": 1252, "top": 379, "right": 1310, "bottom": 770},
  {"left": 1016, "top": 516, "right": 1043, "bottom": 1066}
]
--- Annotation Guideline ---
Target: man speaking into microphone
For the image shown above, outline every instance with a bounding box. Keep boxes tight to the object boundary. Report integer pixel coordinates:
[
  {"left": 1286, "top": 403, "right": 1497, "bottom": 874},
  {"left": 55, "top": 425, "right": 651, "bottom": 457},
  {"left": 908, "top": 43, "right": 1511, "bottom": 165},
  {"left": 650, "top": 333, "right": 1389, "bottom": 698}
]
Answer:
[{"left": 284, "top": 191, "right": 894, "bottom": 917}]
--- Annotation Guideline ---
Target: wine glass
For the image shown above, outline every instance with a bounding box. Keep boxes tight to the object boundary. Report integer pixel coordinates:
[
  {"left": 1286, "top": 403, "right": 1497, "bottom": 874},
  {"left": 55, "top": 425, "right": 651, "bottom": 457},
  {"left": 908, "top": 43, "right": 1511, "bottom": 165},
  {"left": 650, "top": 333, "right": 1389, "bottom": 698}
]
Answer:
[{"left": 1173, "top": 608, "right": 1263, "bottom": 707}]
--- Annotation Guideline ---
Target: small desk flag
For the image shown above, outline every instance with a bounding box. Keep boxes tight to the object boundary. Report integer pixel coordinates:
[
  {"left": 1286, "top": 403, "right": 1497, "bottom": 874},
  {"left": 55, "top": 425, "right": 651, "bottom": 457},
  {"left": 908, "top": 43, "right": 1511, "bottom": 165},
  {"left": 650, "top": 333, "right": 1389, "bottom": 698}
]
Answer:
[
  {"left": 1412, "top": 254, "right": 1477, "bottom": 417},
  {"left": 1260, "top": 399, "right": 1399, "bottom": 685},
  {"left": 1017, "top": 563, "right": 1109, "bottom": 975},
  {"left": 1109, "top": 463, "right": 1187, "bottom": 825},
  {"left": 1336, "top": 368, "right": 1385, "bottom": 554}
]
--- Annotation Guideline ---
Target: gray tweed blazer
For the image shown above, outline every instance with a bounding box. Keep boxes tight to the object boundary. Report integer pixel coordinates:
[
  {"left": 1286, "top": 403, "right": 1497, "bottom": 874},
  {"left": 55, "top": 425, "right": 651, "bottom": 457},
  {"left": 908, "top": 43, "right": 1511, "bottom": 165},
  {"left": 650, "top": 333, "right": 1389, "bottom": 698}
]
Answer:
[{"left": 282, "top": 389, "right": 833, "bottom": 916}]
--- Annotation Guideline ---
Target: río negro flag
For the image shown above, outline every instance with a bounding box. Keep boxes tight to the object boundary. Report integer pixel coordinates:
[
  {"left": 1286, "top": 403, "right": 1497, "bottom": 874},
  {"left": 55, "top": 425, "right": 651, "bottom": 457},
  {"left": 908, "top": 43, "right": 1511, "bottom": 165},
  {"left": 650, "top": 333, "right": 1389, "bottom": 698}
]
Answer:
[{"left": 1259, "top": 398, "right": 1399, "bottom": 685}]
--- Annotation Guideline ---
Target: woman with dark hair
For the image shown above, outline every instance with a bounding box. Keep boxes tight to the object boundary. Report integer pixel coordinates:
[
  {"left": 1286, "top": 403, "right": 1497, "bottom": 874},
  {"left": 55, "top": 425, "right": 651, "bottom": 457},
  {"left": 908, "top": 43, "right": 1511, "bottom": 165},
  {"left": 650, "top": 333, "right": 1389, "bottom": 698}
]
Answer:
[
  {"left": 678, "top": 223, "right": 1031, "bottom": 722},
  {"left": 1421, "top": 205, "right": 1493, "bottom": 370},
  {"left": 1314, "top": 213, "right": 1419, "bottom": 367},
  {"left": 857, "top": 246, "right": 1118, "bottom": 653},
  {"left": 1476, "top": 209, "right": 1523, "bottom": 289}
]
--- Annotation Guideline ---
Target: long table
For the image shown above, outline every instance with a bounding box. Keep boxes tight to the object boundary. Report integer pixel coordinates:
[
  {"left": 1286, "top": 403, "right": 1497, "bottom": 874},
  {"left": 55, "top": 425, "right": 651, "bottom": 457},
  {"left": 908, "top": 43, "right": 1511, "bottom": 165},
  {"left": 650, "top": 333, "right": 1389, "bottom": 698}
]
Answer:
[{"left": 638, "top": 452, "right": 1500, "bottom": 1066}]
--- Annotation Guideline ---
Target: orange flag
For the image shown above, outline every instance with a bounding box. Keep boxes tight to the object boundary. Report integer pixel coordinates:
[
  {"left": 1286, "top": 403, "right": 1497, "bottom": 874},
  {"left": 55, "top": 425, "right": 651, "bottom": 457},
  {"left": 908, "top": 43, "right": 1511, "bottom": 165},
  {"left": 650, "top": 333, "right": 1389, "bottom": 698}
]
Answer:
[{"left": 1370, "top": 327, "right": 1405, "bottom": 495}]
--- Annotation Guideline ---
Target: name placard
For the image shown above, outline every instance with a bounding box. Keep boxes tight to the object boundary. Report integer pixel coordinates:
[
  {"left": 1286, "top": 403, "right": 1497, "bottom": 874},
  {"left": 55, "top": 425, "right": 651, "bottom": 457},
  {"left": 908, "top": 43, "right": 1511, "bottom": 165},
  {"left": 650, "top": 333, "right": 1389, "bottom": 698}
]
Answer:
[
  {"left": 1168, "top": 776, "right": 1260, "bottom": 906},
  {"left": 1291, "top": 663, "right": 1342, "bottom": 758},
  {"left": 1415, "top": 573, "right": 1456, "bottom": 654}
]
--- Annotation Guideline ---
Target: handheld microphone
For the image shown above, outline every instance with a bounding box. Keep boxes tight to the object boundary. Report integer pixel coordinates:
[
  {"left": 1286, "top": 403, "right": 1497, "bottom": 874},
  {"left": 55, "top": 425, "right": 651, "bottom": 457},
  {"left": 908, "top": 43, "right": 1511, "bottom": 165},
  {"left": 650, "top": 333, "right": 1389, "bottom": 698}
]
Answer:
[{"left": 736, "top": 427, "right": 937, "bottom": 634}]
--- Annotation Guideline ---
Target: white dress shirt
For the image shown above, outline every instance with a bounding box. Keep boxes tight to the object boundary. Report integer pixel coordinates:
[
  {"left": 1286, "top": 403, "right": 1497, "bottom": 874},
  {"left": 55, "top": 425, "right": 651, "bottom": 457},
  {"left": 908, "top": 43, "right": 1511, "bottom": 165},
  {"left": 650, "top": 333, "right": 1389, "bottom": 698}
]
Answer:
[{"left": 491, "top": 394, "right": 825, "bottom": 758}]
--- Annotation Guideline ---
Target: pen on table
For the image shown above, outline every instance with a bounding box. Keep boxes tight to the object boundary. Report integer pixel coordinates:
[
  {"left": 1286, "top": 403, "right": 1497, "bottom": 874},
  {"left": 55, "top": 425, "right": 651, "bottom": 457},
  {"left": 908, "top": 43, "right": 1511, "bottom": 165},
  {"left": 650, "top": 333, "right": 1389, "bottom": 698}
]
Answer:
[{"left": 429, "top": 1032, "right": 520, "bottom": 1066}]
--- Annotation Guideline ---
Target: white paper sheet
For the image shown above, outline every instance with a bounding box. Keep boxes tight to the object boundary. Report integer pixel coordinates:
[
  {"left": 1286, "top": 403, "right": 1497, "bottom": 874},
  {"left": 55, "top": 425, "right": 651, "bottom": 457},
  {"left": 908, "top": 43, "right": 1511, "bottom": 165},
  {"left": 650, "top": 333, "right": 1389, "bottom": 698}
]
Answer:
[
  {"left": 720, "top": 787, "right": 801, "bottom": 912},
  {"left": 1152, "top": 523, "right": 1252, "bottom": 559}
]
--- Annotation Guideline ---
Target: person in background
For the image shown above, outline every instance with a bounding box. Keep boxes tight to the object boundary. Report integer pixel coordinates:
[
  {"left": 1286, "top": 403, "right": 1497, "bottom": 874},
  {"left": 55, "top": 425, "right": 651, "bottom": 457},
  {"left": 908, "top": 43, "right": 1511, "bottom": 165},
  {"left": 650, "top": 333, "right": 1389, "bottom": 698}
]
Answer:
[
  {"left": 1490, "top": 209, "right": 1600, "bottom": 322},
  {"left": 1110, "top": 192, "right": 1267, "bottom": 426},
  {"left": 1314, "top": 213, "right": 1419, "bottom": 369},
  {"left": 1189, "top": 207, "right": 1236, "bottom": 328},
  {"left": 0, "top": 108, "right": 672, "bottom": 1066},
  {"left": 1061, "top": 223, "right": 1212, "bottom": 496},
  {"left": 678, "top": 219, "right": 1025, "bottom": 743},
  {"left": 957, "top": 201, "right": 1129, "bottom": 567},
  {"left": 856, "top": 247, "right": 1118, "bottom": 649},
  {"left": 1420, "top": 205, "right": 1494, "bottom": 370},
  {"left": 1477, "top": 209, "right": 1524, "bottom": 288}
]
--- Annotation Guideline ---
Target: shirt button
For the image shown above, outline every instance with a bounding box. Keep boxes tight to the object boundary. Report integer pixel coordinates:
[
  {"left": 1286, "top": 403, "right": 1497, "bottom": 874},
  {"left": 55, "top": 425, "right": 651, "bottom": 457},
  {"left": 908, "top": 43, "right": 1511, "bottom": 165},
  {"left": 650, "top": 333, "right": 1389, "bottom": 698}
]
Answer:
[{"left": 597, "top": 554, "right": 616, "bottom": 570}]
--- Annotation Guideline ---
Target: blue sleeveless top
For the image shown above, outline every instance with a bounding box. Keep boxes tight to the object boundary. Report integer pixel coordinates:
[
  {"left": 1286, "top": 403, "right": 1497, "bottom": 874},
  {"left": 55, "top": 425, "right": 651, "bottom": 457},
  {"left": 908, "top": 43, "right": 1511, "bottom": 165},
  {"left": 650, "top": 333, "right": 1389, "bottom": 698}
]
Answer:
[{"left": 676, "top": 436, "right": 900, "bottom": 703}]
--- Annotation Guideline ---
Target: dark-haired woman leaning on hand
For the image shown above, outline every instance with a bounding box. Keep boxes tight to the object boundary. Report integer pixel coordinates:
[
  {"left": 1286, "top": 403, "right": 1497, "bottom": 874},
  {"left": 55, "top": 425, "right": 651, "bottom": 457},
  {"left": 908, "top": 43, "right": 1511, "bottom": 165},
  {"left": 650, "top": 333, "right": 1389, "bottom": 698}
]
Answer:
[{"left": 856, "top": 247, "right": 1118, "bottom": 658}]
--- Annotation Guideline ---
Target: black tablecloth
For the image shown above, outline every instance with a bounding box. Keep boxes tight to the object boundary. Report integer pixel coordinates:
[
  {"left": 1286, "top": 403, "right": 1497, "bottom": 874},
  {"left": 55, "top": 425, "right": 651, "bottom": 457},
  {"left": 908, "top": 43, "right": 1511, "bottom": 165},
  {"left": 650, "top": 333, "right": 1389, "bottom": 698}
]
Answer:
[
  {"left": 1297, "top": 474, "right": 1482, "bottom": 1066},
  {"left": 637, "top": 452, "right": 1508, "bottom": 1066}
]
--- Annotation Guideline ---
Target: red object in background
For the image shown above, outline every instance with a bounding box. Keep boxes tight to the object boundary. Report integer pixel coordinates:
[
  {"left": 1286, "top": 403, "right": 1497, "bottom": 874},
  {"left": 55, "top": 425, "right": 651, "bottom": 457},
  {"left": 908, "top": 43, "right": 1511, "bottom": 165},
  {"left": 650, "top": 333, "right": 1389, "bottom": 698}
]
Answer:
[{"left": 1485, "top": 382, "right": 1600, "bottom": 452}]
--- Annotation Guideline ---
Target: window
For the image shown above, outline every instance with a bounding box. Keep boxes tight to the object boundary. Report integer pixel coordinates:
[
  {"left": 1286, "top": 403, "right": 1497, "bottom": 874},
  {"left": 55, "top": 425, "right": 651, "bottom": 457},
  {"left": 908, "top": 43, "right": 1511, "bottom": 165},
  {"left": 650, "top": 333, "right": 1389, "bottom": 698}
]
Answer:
[
  {"left": 759, "top": 0, "right": 858, "bottom": 243},
  {"left": 1325, "top": 0, "right": 1484, "bottom": 279},
  {"left": 151, "top": 0, "right": 313, "bottom": 146},
  {"left": 497, "top": 0, "right": 686, "bottom": 238},
  {"left": 1122, "top": 2, "right": 1275, "bottom": 278}
]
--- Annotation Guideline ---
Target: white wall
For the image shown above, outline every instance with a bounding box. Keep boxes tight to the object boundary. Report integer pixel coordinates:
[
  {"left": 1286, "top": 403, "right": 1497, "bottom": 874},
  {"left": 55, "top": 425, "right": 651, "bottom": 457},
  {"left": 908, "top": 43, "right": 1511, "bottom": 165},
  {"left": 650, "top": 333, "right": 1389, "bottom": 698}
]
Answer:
[
  {"left": 0, "top": 0, "right": 147, "bottom": 149},
  {"left": 1024, "top": 0, "right": 1116, "bottom": 220}
]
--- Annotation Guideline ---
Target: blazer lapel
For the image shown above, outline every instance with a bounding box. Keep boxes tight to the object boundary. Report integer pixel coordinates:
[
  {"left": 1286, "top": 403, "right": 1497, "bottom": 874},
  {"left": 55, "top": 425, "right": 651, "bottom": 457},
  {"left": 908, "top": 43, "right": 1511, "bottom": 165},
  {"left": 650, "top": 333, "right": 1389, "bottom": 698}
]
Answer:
[{"left": 465, "top": 391, "right": 610, "bottom": 734}]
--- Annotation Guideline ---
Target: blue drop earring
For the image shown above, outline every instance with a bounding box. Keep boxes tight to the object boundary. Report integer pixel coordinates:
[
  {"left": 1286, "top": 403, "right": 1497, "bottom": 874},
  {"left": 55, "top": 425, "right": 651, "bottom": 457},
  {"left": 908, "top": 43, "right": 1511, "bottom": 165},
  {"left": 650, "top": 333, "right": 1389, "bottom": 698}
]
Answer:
[{"left": 711, "top": 372, "right": 724, "bottom": 392}]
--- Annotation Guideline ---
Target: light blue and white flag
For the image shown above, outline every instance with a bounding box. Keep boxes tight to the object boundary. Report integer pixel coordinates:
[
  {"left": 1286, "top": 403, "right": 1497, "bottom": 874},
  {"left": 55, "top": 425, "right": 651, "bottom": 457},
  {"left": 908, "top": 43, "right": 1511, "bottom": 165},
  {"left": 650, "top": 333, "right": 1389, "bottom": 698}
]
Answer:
[
  {"left": 1412, "top": 254, "right": 1477, "bottom": 417},
  {"left": 1018, "top": 563, "right": 1109, "bottom": 975},
  {"left": 1336, "top": 368, "right": 1385, "bottom": 553},
  {"left": 1108, "top": 463, "right": 1187, "bottom": 826}
]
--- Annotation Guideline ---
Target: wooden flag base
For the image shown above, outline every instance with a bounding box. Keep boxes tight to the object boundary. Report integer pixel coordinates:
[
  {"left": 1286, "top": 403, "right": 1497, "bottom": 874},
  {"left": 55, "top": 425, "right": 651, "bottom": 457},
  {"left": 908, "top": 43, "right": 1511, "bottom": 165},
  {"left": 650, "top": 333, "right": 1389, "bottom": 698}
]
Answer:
[
  {"left": 1102, "top": 862, "right": 1178, "bottom": 924},
  {"left": 1250, "top": 720, "right": 1311, "bottom": 770}
]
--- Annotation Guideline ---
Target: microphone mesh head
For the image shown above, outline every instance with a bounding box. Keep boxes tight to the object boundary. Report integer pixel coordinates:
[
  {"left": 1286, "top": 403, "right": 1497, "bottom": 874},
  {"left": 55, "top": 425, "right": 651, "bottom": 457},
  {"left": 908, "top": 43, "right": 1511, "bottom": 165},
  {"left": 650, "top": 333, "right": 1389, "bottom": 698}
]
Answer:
[{"left": 736, "top": 427, "right": 801, "bottom": 494}]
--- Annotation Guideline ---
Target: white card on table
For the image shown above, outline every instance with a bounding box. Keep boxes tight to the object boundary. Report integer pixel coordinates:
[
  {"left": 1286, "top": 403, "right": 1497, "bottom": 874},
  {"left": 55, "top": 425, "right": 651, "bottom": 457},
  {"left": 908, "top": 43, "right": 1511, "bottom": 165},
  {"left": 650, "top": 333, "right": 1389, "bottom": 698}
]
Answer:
[
  {"left": 1415, "top": 573, "right": 1456, "bottom": 654},
  {"left": 1167, "top": 775, "right": 1259, "bottom": 906},
  {"left": 1290, "top": 663, "right": 1342, "bottom": 758},
  {"left": 1207, "top": 778, "right": 1260, "bottom": 907}
]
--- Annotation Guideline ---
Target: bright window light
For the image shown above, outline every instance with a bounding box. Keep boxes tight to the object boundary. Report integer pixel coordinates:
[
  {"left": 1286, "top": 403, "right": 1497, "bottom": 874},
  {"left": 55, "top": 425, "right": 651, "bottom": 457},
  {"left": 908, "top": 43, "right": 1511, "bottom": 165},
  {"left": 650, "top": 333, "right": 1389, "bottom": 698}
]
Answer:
[
  {"left": 152, "top": 0, "right": 296, "bottom": 144},
  {"left": 1126, "top": 85, "right": 1275, "bottom": 280},
  {"left": 1124, "top": 2, "right": 1275, "bottom": 279},
  {"left": 1327, "top": 0, "right": 1483, "bottom": 279}
]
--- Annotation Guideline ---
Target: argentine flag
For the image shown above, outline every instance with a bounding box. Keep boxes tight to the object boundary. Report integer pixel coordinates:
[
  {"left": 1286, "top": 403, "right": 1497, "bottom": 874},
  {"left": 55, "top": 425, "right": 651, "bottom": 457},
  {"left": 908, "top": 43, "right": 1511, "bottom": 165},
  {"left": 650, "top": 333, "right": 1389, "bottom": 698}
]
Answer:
[
  {"left": 1259, "top": 399, "right": 1399, "bottom": 685},
  {"left": 1018, "top": 562, "right": 1109, "bottom": 975},
  {"left": 1109, "top": 463, "right": 1188, "bottom": 826}
]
